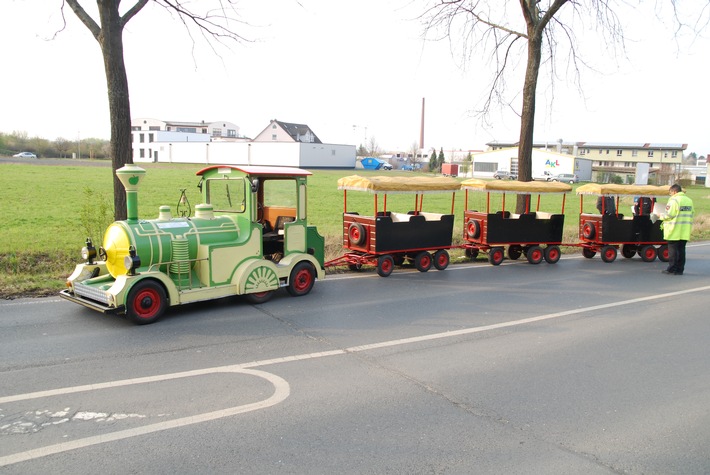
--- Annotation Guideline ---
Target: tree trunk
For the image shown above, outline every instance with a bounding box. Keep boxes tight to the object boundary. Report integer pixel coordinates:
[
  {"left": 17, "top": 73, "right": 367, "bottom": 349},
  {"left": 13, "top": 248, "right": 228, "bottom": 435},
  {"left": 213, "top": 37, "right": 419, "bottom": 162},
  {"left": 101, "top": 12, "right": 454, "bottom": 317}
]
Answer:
[
  {"left": 516, "top": 30, "right": 543, "bottom": 212},
  {"left": 97, "top": 1, "right": 132, "bottom": 221}
]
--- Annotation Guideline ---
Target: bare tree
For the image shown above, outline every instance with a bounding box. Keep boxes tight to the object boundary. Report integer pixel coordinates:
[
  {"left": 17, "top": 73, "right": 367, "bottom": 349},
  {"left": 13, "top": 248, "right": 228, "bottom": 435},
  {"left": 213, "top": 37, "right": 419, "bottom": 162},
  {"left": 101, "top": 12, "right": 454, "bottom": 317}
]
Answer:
[
  {"left": 408, "top": 141, "right": 420, "bottom": 168},
  {"left": 61, "top": 0, "right": 247, "bottom": 220},
  {"left": 367, "top": 135, "right": 382, "bottom": 157},
  {"left": 422, "top": 1, "right": 709, "bottom": 211}
]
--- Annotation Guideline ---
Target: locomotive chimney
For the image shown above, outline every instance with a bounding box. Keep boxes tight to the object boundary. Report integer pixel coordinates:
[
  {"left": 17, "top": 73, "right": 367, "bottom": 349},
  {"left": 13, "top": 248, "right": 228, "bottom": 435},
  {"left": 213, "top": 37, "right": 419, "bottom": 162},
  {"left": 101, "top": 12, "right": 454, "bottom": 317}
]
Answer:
[{"left": 116, "top": 164, "right": 146, "bottom": 224}]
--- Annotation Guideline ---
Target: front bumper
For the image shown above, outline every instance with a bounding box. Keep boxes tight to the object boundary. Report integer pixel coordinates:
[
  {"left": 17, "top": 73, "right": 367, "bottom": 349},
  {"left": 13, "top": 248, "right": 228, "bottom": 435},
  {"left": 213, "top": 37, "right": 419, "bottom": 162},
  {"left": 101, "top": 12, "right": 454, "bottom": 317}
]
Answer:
[{"left": 59, "top": 289, "right": 125, "bottom": 315}]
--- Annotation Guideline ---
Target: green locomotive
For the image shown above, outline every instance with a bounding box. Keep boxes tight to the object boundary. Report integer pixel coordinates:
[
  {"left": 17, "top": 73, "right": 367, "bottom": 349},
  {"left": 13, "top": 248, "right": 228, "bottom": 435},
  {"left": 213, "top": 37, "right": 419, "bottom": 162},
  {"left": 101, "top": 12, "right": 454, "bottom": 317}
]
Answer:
[{"left": 60, "top": 164, "right": 325, "bottom": 324}]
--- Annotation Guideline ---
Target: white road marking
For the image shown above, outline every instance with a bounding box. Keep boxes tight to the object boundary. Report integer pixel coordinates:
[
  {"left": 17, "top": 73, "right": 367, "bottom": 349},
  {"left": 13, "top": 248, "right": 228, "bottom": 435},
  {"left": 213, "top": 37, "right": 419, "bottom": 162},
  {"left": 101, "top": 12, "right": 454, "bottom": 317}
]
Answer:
[
  {"left": 0, "top": 368, "right": 290, "bottom": 467},
  {"left": 2, "top": 283, "right": 710, "bottom": 466}
]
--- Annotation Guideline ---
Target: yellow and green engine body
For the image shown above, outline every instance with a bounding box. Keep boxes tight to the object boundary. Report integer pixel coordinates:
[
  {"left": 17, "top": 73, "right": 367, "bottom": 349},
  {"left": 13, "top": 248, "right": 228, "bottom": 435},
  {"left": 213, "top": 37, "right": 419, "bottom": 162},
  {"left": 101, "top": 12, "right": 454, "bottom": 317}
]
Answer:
[{"left": 60, "top": 164, "right": 325, "bottom": 320}]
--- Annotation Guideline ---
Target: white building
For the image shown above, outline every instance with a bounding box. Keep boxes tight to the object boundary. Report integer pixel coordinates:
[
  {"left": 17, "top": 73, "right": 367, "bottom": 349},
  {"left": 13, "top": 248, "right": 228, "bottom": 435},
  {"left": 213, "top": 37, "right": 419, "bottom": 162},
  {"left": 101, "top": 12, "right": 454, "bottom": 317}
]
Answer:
[
  {"left": 471, "top": 147, "right": 592, "bottom": 180},
  {"left": 131, "top": 118, "right": 355, "bottom": 169}
]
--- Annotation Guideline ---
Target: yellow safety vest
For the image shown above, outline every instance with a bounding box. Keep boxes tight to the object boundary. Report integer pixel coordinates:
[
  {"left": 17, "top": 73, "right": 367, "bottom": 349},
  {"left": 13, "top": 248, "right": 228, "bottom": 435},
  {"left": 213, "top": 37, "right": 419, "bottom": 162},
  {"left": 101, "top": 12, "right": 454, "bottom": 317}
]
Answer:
[{"left": 662, "top": 192, "right": 694, "bottom": 241}]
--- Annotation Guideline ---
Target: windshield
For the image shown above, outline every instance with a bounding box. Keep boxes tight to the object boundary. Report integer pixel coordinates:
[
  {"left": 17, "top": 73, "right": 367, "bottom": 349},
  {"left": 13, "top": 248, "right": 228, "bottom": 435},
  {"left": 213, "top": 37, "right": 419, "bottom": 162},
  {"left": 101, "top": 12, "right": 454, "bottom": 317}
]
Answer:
[{"left": 206, "top": 177, "right": 246, "bottom": 213}]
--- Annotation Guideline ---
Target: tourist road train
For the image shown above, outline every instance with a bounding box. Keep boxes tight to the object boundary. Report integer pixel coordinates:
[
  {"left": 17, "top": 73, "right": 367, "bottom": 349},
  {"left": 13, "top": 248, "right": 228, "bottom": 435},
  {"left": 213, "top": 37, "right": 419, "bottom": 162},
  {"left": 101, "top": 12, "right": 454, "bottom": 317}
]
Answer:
[{"left": 60, "top": 165, "right": 671, "bottom": 324}]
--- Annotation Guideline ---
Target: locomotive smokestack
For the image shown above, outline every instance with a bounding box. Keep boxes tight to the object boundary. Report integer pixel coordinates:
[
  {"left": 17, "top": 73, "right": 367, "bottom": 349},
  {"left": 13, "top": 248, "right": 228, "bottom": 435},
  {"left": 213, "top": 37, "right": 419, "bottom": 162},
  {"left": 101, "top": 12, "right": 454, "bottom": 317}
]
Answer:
[
  {"left": 116, "top": 164, "right": 146, "bottom": 224},
  {"left": 420, "top": 97, "right": 425, "bottom": 150}
]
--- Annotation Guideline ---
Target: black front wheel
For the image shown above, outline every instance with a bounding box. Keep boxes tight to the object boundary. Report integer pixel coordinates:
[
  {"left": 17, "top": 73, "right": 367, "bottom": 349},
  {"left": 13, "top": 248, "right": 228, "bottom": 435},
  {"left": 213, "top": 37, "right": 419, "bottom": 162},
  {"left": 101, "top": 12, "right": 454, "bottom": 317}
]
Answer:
[
  {"left": 287, "top": 261, "right": 316, "bottom": 296},
  {"left": 126, "top": 280, "right": 167, "bottom": 325},
  {"left": 433, "top": 250, "right": 450, "bottom": 270},
  {"left": 377, "top": 255, "right": 395, "bottom": 277},
  {"left": 526, "top": 245, "right": 544, "bottom": 264},
  {"left": 415, "top": 252, "right": 432, "bottom": 272},
  {"left": 488, "top": 247, "right": 504, "bottom": 266}
]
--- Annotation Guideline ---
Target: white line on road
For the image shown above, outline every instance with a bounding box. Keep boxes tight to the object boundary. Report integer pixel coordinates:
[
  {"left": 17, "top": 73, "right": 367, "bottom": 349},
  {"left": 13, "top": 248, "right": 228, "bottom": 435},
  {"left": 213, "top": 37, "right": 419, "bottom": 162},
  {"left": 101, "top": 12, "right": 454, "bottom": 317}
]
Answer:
[{"left": 0, "top": 368, "right": 290, "bottom": 467}]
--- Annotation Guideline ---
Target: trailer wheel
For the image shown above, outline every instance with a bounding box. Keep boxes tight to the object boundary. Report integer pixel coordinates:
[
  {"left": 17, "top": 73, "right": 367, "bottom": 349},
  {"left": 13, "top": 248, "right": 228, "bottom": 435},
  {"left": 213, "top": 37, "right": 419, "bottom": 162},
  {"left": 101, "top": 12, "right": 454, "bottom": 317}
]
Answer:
[
  {"left": 582, "top": 222, "right": 596, "bottom": 240},
  {"left": 582, "top": 247, "right": 596, "bottom": 259},
  {"left": 245, "top": 290, "right": 275, "bottom": 304},
  {"left": 639, "top": 245, "right": 657, "bottom": 262},
  {"left": 621, "top": 244, "right": 637, "bottom": 259},
  {"left": 526, "top": 245, "right": 544, "bottom": 264},
  {"left": 507, "top": 245, "right": 523, "bottom": 260},
  {"left": 488, "top": 247, "right": 505, "bottom": 266},
  {"left": 348, "top": 222, "right": 367, "bottom": 247},
  {"left": 348, "top": 262, "right": 362, "bottom": 271},
  {"left": 377, "top": 255, "right": 395, "bottom": 277},
  {"left": 465, "top": 247, "right": 479, "bottom": 260},
  {"left": 287, "top": 261, "right": 316, "bottom": 296},
  {"left": 433, "top": 250, "right": 450, "bottom": 270},
  {"left": 600, "top": 245, "right": 617, "bottom": 263},
  {"left": 544, "top": 245, "right": 561, "bottom": 264},
  {"left": 126, "top": 280, "right": 167, "bottom": 325},
  {"left": 466, "top": 219, "right": 481, "bottom": 239},
  {"left": 415, "top": 252, "right": 432, "bottom": 272},
  {"left": 658, "top": 244, "right": 669, "bottom": 262}
]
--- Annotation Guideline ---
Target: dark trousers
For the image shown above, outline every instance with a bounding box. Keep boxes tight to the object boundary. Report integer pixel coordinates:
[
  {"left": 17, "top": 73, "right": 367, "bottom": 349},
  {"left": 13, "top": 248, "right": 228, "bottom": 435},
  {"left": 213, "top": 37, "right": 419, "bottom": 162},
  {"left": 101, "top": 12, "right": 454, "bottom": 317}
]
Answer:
[{"left": 667, "top": 240, "right": 687, "bottom": 274}]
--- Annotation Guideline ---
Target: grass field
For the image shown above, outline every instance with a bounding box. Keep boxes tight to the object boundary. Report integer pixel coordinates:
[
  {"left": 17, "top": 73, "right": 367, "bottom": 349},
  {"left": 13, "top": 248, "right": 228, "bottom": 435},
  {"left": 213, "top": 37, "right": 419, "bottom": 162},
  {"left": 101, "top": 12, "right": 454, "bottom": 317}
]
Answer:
[{"left": 1, "top": 160, "right": 708, "bottom": 297}]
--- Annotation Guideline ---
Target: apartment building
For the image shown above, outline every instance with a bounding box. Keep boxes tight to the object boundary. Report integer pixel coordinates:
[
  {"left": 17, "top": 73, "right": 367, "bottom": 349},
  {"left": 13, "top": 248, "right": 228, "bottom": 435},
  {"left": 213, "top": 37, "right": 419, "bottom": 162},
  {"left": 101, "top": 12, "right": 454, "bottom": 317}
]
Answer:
[{"left": 487, "top": 141, "right": 685, "bottom": 184}]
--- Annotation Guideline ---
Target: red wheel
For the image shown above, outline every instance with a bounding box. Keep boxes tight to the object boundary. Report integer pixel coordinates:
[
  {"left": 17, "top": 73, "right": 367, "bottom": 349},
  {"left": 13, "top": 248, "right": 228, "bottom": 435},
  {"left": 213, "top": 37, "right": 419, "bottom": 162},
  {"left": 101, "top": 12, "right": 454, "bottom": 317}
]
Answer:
[
  {"left": 488, "top": 247, "right": 504, "bottom": 266},
  {"left": 639, "top": 245, "right": 657, "bottom": 262},
  {"left": 600, "top": 245, "right": 617, "bottom": 263},
  {"left": 126, "top": 280, "right": 167, "bottom": 325},
  {"left": 544, "top": 245, "right": 561, "bottom": 264},
  {"left": 582, "top": 222, "right": 596, "bottom": 240},
  {"left": 433, "top": 250, "right": 450, "bottom": 270},
  {"left": 415, "top": 252, "right": 432, "bottom": 272},
  {"left": 658, "top": 244, "right": 669, "bottom": 262},
  {"left": 348, "top": 222, "right": 367, "bottom": 246},
  {"left": 377, "top": 255, "right": 395, "bottom": 277},
  {"left": 526, "top": 245, "right": 544, "bottom": 264},
  {"left": 287, "top": 261, "right": 316, "bottom": 296},
  {"left": 466, "top": 219, "right": 481, "bottom": 239}
]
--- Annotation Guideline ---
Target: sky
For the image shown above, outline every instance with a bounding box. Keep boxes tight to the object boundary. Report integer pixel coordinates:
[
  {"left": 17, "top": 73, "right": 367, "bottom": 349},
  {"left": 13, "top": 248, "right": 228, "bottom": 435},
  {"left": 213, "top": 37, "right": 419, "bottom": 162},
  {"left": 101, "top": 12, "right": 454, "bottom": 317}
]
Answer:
[{"left": 2, "top": 0, "right": 709, "bottom": 156}]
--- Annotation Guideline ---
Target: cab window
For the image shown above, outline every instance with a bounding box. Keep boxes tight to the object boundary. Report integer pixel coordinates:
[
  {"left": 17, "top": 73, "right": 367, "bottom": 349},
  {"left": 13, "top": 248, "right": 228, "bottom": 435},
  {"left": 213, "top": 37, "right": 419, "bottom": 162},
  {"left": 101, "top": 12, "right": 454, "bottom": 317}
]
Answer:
[
  {"left": 206, "top": 177, "right": 246, "bottom": 213},
  {"left": 263, "top": 179, "right": 297, "bottom": 208}
]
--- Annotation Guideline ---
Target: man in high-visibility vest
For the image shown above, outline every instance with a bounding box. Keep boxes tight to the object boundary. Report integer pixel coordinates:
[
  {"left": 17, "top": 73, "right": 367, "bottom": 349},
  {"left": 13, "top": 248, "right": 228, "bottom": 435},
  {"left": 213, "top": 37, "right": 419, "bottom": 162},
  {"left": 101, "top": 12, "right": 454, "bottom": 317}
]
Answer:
[{"left": 657, "top": 184, "right": 694, "bottom": 275}]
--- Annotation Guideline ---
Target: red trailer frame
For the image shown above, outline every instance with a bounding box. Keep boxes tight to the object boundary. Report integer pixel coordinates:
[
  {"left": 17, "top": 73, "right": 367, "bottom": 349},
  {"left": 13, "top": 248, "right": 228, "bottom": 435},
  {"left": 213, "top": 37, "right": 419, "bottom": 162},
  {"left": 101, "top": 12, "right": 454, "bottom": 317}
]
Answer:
[
  {"left": 325, "top": 175, "right": 460, "bottom": 277},
  {"left": 460, "top": 179, "right": 572, "bottom": 265}
]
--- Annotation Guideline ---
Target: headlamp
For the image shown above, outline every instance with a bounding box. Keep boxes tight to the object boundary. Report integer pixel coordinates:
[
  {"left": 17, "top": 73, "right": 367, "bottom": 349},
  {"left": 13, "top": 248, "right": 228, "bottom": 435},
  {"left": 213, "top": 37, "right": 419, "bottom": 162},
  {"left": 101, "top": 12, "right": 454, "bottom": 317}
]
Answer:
[
  {"left": 124, "top": 246, "right": 141, "bottom": 275},
  {"left": 81, "top": 238, "right": 97, "bottom": 264}
]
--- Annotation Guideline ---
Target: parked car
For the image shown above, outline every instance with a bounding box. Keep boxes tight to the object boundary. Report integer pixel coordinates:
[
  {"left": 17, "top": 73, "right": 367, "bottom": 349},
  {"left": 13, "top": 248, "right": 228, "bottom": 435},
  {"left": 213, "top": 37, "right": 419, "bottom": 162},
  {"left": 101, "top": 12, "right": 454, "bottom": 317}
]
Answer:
[
  {"left": 12, "top": 152, "right": 37, "bottom": 159},
  {"left": 552, "top": 173, "right": 579, "bottom": 184},
  {"left": 533, "top": 170, "right": 554, "bottom": 181},
  {"left": 493, "top": 170, "right": 517, "bottom": 180},
  {"left": 381, "top": 163, "right": 393, "bottom": 170}
]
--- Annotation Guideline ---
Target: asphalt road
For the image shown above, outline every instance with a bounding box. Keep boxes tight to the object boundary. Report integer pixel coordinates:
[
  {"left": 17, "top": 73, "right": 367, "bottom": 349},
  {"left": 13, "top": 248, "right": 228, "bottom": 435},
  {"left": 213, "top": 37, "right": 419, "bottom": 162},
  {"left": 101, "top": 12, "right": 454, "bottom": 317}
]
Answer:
[{"left": 1, "top": 245, "right": 710, "bottom": 474}]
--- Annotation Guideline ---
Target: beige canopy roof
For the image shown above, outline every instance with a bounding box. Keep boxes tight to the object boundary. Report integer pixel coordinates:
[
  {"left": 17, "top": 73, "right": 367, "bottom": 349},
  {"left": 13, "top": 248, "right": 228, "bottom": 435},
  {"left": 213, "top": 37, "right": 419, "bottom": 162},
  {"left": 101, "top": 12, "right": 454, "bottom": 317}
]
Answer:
[
  {"left": 460, "top": 179, "right": 572, "bottom": 194},
  {"left": 576, "top": 183, "right": 670, "bottom": 196},
  {"left": 337, "top": 175, "right": 460, "bottom": 194}
]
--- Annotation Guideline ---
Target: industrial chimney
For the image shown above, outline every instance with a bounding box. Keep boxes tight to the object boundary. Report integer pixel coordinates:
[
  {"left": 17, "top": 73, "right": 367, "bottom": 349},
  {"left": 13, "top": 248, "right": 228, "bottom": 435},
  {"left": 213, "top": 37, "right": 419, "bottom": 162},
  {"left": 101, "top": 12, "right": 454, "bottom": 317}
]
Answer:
[{"left": 420, "top": 98, "right": 425, "bottom": 150}]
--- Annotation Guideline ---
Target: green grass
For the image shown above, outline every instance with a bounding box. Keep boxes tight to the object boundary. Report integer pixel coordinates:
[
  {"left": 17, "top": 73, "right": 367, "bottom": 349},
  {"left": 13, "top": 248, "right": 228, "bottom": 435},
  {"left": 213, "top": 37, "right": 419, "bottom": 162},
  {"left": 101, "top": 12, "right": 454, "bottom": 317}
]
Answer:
[{"left": 1, "top": 162, "right": 708, "bottom": 298}]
